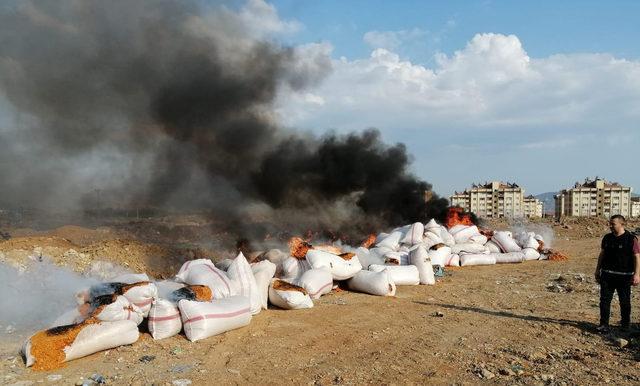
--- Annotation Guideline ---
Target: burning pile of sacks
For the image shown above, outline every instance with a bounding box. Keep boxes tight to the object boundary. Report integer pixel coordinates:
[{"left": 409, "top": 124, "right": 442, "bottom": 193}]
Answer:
[
  {"left": 21, "top": 219, "right": 558, "bottom": 371},
  {"left": 367, "top": 219, "right": 551, "bottom": 268}
]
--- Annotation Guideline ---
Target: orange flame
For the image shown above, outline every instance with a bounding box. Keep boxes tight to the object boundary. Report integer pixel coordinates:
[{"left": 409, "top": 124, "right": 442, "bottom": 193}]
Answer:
[
  {"left": 445, "top": 206, "right": 474, "bottom": 229},
  {"left": 360, "top": 234, "right": 376, "bottom": 248}
]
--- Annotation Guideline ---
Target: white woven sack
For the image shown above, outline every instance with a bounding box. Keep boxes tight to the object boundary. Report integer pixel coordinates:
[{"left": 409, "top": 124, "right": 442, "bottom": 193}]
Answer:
[
  {"left": 376, "top": 231, "right": 403, "bottom": 250},
  {"left": 227, "top": 252, "right": 262, "bottom": 315},
  {"left": 148, "top": 299, "right": 182, "bottom": 340},
  {"left": 452, "top": 225, "right": 481, "bottom": 243},
  {"left": 484, "top": 240, "right": 502, "bottom": 254},
  {"left": 469, "top": 234, "right": 488, "bottom": 245},
  {"left": 451, "top": 243, "right": 489, "bottom": 255},
  {"left": 459, "top": 254, "right": 497, "bottom": 266},
  {"left": 347, "top": 269, "right": 396, "bottom": 296},
  {"left": 428, "top": 246, "right": 452, "bottom": 267},
  {"left": 494, "top": 252, "right": 525, "bottom": 264},
  {"left": 305, "top": 249, "right": 362, "bottom": 280},
  {"left": 439, "top": 226, "right": 456, "bottom": 246},
  {"left": 375, "top": 232, "right": 389, "bottom": 243},
  {"left": 446, "top": 253, "right": 460, "bottom": 267},
  {"left": 424, "top": 219, "right": 440, "bottom": 231},
  {"left": 23, "top": 320, "right": 139, "bottom": 367},
  {"left": 179, "top": 296, "right": 251, "bottom": 342},
  {"left": 400, "top": 222, "right": 424, "bottom": 245},
  {"left": 94, "top": 295, "right": 144, "bottom": 325},
  {"left": 384, "top": 251, "right": 409, "bottom": 265},
  {"left": 523, "top": 248, "right": 541, "bottom": 260},
  {"left": 424, "top": 231, "right": 444, "bottom": 245},
  {"left": 251, "top": 260, "right": 277, "bottom": 310},
  {"left": 121, "top": 282, "right": 157, "bottom": 317},
  {"left": 354, "top": 247, "right": 384, "bottom": 270},
  {"left": 175, "top": 259, "right": 236, "bottom": 299},
  {"left": 369, "top": 264, "right": 420, "bottom": 285},
  {"left": 296, "top": 268, "right": 333, "bottom": 299},
  {"left": 492, "top": 231, "right": 522, "bottom": 253},
  {"left": 268, "top": 279, "right": 314, "bottom": 310},
  {"left": 409, "top": 245, "right": 435, "bottom": 285},
  {"left": 448, "top": 224, "right": 468, "bottom": 235},
  {"left": 280, "top": 256, "right": 311, "bottom": 280}
]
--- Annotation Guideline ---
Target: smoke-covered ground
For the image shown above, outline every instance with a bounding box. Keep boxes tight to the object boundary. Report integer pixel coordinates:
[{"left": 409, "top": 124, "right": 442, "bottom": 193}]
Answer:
[
  {"left": 0, "top": 0, "right": 448, "bottom": 242},
  {"left": 0, "top": 260, "right": 98, "bottom": 331}
]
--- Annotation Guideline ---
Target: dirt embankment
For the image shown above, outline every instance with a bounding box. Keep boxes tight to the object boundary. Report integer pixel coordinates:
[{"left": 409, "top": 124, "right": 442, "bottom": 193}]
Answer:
[{"left": 0, "top": 222, "right": 221, "bottom": 278}]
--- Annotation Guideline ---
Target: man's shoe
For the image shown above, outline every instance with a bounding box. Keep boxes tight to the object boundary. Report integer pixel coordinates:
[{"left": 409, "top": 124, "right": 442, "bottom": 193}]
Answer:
[{"left": 596, "top": 325, "right": 611, "bottom": 333}]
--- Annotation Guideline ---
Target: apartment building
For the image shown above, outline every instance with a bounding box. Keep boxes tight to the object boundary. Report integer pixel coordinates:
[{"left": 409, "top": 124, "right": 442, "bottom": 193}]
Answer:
[
  {"left": 450, "top": 181, "right": 525, "bottom": 218},
  {"left": 523, "top": 195, "right": 544, "bottom": 218},
  {"left": 554, "top": 178, "right": 632, "bottom": 218},
  {"left": 449, "top": 192, "right": 470, "bottom": 212},
  {"left": 631, "top": 197, "right": 640, "bottom": 218}
]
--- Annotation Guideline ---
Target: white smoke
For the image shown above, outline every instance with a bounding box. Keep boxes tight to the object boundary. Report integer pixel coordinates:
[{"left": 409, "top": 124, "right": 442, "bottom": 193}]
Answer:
[
  {"left": 508, "top": 218, "right": 555, "bottom": 248},
  {"left": 0, "top": 260, "right": 110, "bottom": 332}
]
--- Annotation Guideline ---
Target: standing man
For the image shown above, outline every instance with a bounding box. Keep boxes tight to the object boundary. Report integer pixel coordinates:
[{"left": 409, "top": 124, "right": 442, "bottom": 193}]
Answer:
[{"left": 595, "top": 215, "right": 640, "bottom": 332}]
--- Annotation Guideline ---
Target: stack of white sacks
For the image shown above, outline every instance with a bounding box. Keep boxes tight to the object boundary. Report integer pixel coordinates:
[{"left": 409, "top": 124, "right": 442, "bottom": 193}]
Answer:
[
  {"left": 24, "top": 219, "right": 548, "bottom": 367},
  {"left": 368, "top": 220, "right": 545, "bottom": 267},
  {"left": 360, "top": 219, "right": 547, "bottom": 269},
  {"left": 146, "top": 219, "right": 547, "bottom": 344},
  {"left": 24, "top": 273, "right": 158, "bottom": 368}
]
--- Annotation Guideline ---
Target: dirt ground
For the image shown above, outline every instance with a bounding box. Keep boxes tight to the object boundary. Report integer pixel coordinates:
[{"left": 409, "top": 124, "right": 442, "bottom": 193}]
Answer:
[{"left": 2, "top": 217, "right": 640, "bottom": 385}]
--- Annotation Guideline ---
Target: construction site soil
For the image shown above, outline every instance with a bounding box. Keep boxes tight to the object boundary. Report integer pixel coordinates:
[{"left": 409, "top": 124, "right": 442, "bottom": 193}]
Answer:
[{"left": 2, "top": 216, "right": 640, "bottom": 385}]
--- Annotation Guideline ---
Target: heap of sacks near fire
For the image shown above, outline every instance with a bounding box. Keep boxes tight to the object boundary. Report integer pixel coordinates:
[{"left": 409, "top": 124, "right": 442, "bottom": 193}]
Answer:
[{"left": 21, "top": 216, "right": 567, "bottom": 371}]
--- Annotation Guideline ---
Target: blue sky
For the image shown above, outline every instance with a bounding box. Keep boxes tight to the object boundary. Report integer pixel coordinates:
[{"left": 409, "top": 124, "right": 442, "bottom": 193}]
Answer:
[
  {"left": 270, "top": 0, "right": 640, "bottom": 62},
  {"left": 253, "top": 0, "right": 640, "bottom": 197}
]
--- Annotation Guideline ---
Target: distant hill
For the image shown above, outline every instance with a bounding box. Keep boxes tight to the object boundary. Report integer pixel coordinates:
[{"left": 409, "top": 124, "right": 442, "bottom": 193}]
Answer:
[{"left": 534, "top": 192, "right": 557, "bottom": 215}]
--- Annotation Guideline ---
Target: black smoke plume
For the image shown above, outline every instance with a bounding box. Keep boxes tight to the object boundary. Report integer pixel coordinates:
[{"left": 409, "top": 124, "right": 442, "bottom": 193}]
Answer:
[
  {"left": 254, "top": 129, "right": 448, "bottom": 226},
  {"left": 0, "top": 0, "right": 447, "bottom": 240}
]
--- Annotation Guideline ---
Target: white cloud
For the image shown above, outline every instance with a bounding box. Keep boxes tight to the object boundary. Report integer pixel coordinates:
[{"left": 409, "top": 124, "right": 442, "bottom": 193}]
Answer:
[
  {"left": 519, "top": 138, "right": 577, "bottom": 149},
  {"left": 277, "top": 33, "right": 640, "bottom": 134},
  {"left": 238, "top": 0, "right": 302, "bottom": 36},
  {"left": 435, "top": 33, "right": 531, "bottom": 86},
  {"left": 363, "top": 19, "right": 456, "bottom": 53},
  {"left": 363, "top": 28, "right": 427, "bottom": 51}
]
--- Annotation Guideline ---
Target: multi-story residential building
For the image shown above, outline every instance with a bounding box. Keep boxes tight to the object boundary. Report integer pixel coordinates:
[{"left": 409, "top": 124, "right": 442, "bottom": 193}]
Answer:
[
  {"left": 450, "top": 181, "right": 525, "bottom": 218},
  {"left": 449, "top": 192, "right": 470, "bottom": 212},
  {"left": 631, "top": 197, "right": 640, "bottom": 218},
  {"left": 523, "top": 195, "right": 544, "bottom": 218},
  {"left": 554, "top": 177, "right": 632, "bottom": 218}
]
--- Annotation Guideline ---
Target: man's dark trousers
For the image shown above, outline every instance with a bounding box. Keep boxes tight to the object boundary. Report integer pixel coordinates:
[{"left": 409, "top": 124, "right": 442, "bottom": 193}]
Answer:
[{"left": 600, "top": 271, "right": 632, "bottom": 327}]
